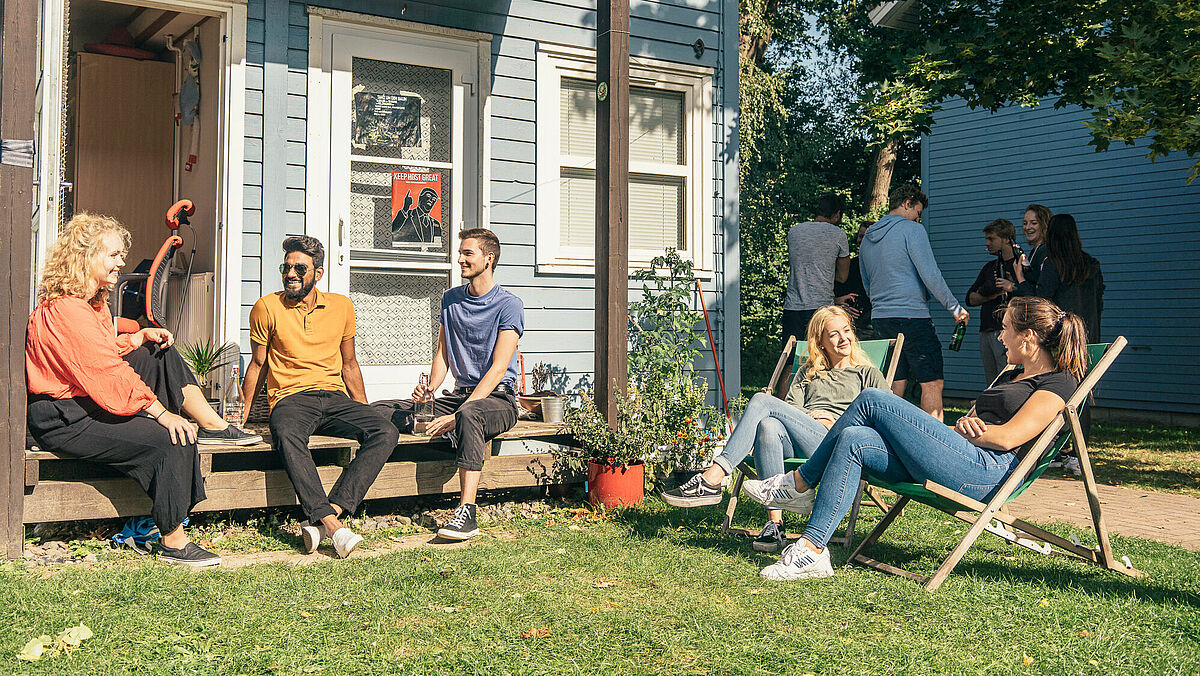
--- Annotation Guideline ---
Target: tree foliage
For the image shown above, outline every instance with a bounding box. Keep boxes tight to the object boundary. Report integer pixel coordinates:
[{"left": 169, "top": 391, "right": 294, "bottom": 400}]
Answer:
[{"left": 814, "top": 0, "right": 1200, "bottom": 180}]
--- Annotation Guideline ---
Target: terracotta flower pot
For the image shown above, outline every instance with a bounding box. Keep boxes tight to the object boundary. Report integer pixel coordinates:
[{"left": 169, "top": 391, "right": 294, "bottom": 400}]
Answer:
[{"left": 587, "top": 461, "right": 645, "bottom": 508}]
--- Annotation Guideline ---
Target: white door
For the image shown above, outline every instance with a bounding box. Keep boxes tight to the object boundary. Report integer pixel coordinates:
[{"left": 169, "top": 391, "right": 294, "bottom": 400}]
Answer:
[{"left": 325, "top": 29, "right": 479, "bottom": 401}]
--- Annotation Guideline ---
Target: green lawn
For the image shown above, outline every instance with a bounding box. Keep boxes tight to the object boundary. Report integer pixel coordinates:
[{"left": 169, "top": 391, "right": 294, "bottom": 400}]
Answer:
[{"left": 5, "top": 498, "right": 1199, "bottom": 674}]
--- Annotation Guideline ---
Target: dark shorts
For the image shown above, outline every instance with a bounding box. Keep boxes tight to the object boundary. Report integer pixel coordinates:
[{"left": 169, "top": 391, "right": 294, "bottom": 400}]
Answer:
[
  {"left": 873, "top": 317, "right": 944, "bottom": 383},
  {"left": 781, "top": 309, "right": 817, "bottom": 347}
]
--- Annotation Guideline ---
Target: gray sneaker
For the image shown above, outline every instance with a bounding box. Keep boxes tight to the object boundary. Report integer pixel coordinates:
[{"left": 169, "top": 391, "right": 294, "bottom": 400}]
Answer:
[
  {"left": 153, "top": 541, "right": 222, "bottom": 568},
  {"left": 197, "top": 425, "right": 263, "bottom": 446},
  {"left": 744, "top": 472, "right": 814, "bottom": 515}
]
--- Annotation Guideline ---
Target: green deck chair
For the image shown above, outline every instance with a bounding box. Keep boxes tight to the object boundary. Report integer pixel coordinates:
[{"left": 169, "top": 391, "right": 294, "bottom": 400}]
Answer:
[
  {"left": 848, "top": 337, "right": 1144, "bottom": 591},
  {"left": 721, "top": 334, "right": 903, "bottom": 546}
]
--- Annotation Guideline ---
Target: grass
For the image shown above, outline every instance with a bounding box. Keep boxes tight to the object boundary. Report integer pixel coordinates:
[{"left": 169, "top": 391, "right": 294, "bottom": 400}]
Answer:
[{"left": 4, "top": 497, "right": 1199, "bottom": 674}]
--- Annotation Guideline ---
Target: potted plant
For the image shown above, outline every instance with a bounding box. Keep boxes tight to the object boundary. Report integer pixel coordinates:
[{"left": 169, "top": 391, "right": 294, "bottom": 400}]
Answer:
[
  {"left": 519, "top": 361, "right": 566, "bottom": 423},
  {"left": 561, "top": 387, "right": 653, "bottom": 508},
  {"left": 178, "top": 339, "right": 239, "bottom": 399}
]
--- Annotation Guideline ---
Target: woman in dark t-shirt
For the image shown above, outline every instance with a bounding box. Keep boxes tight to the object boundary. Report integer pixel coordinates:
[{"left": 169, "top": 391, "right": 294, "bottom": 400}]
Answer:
[{"left": 741, "top": 297, "right": 1087, "bottom": 581}]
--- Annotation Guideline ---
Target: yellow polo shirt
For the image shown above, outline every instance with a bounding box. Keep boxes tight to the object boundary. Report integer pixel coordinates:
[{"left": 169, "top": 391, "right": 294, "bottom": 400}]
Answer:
[{"left": 248, "top": 290, "right": 356, "bottom": 407}]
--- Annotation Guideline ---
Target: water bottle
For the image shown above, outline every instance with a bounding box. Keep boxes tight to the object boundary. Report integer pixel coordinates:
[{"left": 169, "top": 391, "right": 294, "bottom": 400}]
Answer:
[
  {"left": 415, "top": 373, "right": 434, "bottom": 433},
  {"left": 949, "top": 321, "right": 967, "bottom": 352},
  {"left": 223, "top": 366, "right": 244, "bottom": 425}
]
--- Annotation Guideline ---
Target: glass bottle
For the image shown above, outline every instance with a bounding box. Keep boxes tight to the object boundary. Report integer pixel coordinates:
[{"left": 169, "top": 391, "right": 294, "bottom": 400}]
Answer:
[
  {"left": 223, "top": 366, "right": 244, "bottom": 425},
  {"left": 415, "top": 372, "right": 434, "bottom": 432}
]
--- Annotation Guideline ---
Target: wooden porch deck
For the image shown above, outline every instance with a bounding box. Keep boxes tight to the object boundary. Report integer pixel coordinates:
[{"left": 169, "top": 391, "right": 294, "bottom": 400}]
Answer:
[{"left": 23, "top": 421, "right": 578, "bottom": 524}]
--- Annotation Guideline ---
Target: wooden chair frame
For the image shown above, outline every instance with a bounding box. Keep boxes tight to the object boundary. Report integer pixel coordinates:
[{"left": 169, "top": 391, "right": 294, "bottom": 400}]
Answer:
[
  {"left": 722, "top": 334, "right": 903, "bottom": 546},
  {"left": 848, "top": 337, "right": 1143, "bottom": 591}
]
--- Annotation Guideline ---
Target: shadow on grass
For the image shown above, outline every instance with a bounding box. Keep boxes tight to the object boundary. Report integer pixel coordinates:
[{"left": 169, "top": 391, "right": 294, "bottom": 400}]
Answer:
[{"left": 611, "top": 497, "right": 1200, "bottom": 611}]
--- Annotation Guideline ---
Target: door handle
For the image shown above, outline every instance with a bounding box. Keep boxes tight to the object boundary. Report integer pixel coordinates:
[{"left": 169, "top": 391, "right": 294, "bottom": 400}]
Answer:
[{"left": 338, "top": 218, "right": 345, "bottom": 264}]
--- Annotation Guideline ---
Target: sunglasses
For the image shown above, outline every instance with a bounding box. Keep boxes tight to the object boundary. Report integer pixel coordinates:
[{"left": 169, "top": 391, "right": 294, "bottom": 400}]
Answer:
[{"left": 279, "top": 263, "right": 311, "bottom": 276}]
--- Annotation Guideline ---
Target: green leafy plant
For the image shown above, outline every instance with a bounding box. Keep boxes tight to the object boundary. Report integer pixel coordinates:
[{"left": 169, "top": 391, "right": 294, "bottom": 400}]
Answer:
[
  {"left": 561, "top": 388, "right": 657, "bottom": 471},
  {"left": 628, "top": 250, "right": 725, "bottom": 481},
  {"left": 177, "top": 339, "right": 239, "bottom": 383}
]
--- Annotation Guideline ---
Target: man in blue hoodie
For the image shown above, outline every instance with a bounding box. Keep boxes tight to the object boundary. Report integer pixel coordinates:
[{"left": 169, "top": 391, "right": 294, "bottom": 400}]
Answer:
[{"left": 860, "top": 184, "right": 969, "bottom": 421}]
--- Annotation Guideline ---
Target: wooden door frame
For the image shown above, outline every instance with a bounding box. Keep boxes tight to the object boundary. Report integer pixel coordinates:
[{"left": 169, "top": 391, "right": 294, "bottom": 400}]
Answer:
[{"left": 1, "top": 0, "right": 38, "bottom": 559}]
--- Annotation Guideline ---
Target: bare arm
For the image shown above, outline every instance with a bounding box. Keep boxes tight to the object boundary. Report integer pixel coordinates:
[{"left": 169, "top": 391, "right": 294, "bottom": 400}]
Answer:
[
  {"left": 241, "top": 340, "right": 270, "bottom": 425},
  {"left": 340, "top": 337, "right": 368, "bottom": 404},
  {"left": 834, "top": 256, "right": 851, "bottom": 284},
  {"left": 953, "top": 390, "right": 1066, "bottom": 451}
]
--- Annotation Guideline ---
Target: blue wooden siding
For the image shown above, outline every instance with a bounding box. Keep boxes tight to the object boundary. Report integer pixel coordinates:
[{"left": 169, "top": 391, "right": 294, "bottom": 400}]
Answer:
[
  {"left": 239, "top": 0, "right": 740, "bottom": 396},
  {"left": 924, "top": 97, "right": 1200, "bottom": 414}
]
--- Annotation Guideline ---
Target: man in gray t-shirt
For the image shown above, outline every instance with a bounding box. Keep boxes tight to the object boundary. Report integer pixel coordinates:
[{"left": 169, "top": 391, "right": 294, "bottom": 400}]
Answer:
[{"left": 781, "top": 194, "right": 851, "bottom": 357}]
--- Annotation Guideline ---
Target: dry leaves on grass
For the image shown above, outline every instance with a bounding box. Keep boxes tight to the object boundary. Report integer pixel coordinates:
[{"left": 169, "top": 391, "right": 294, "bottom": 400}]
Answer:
[
  {"left": 594, "top": 579, "right": 616, "bottom": 588},
  {"left": 1076, "top": 630, "right": 1092, "bottom": 638},
  {"left": 427, "top": 605, "right": 460, "bottom": 613},
  {"left": 520, "top": 628, "right": 551, "bottom": 639},
  {"left": 16, "top": 623, "right": 94, "bottom": 662},
  {"left": 1022, "top": 654, "right": 1034, "bottom": 667}
]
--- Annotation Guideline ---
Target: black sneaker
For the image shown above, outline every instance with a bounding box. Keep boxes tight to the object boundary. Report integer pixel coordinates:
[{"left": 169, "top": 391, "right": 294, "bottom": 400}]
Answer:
[
  {"left": 437, "top": 504, "right": 479, "bottom": 540},
  {"left": 197, "top": 425, "right": 263, "bottom": 446},
  {"left": 661, "top": 473, "right": 723, "bottom": 508},
  {"left": 752, "top": 520, "right": 786, "bottom": 553},
  {"left": 153, "top": 541, "right": 222, "bottom": 567}
]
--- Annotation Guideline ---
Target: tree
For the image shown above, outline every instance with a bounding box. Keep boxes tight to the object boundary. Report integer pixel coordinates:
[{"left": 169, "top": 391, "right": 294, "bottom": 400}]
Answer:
[{"left": 815, "top": 0, "right": 1200, "bottom": 186}]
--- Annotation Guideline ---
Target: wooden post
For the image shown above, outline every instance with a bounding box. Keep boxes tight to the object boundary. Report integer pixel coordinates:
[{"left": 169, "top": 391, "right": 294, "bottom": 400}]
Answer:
[
  {"left": 0, "top": 0, "right": 38, "bottom": 558},
  {"left": 594, "top": 0, "right": 630, "bottom": 424}
]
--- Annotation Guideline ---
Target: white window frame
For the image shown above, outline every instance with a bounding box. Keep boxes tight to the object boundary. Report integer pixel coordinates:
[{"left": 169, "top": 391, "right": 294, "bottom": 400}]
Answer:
[{"left": 535, "top": 44, "right": 714, "bottom": 276}]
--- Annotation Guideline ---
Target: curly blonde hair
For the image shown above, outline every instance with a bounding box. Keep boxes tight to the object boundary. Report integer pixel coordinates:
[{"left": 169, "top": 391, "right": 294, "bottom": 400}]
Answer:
[
  {"left": 36, "top": 212, "right": 130, "bottom": 307},
  {"left": 803, "top": 305, "right": 873, "bottom": 380}
]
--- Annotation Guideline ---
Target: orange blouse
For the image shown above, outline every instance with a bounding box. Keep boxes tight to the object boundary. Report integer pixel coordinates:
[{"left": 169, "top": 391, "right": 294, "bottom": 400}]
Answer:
[{"left": 26, "top": 297, "right": 156, "bottom": 416}]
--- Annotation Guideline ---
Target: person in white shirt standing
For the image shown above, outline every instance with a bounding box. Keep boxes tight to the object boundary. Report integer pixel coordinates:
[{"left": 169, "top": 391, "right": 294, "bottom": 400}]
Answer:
[{"left": 780, "top": 194, "right": 850, "bottom": 388}]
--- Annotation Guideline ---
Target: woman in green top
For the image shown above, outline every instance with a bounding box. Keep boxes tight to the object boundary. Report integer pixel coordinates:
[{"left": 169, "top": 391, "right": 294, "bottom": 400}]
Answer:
[{"left": 662, "top": 306, "right": 886, "bottom": 552}]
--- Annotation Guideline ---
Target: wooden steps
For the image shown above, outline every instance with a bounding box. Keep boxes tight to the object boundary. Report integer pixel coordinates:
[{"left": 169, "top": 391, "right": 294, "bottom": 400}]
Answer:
[{"left": 22, "top": 421, "right": 576, "bottom": 524}]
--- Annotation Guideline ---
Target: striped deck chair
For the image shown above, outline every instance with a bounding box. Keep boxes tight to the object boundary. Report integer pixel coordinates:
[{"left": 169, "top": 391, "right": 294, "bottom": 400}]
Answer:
[{"left": 848, "top": 337, "right": 1143, "bottom": 591}]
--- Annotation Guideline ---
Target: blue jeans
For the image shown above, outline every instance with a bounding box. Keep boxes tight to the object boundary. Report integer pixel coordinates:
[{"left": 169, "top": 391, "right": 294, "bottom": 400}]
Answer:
[
  {"left": 797, "top": 388, "right": 1021, "bottom": 547},
  {"left": 713, "top": 392, "right": 828, "bottom": 479}
]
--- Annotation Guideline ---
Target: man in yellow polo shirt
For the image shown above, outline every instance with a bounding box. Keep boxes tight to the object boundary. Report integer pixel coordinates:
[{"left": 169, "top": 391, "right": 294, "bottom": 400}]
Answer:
[{"left": 241, "top": 236, "right": 397, "bottom": 559}]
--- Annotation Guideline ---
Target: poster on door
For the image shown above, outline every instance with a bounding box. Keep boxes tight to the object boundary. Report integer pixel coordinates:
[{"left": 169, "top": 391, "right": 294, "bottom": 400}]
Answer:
[
  {"left": 390, "top": 171, "right": 442, "bottom": 246},
  {"left": 352, "top": 89, "right": 423, "bottom": 152}
]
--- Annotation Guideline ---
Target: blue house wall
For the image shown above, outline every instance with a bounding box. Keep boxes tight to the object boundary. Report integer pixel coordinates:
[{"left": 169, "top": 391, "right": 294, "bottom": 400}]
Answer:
[
  {"left": 923, "top": 97, "right": 1200, "bottom": 414},
  {"left": 239, "top": 0, "right": 741, "bottom": 396}
]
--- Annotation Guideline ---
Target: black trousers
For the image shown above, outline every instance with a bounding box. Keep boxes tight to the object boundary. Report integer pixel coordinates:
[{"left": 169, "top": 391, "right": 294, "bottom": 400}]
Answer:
[
  {"left": 374, "top": 391, "right": 518, "bottom": 472},
  {"left": 26, "top": 344, "right": 204, "bottom": 534},
  {"left": 269, "top": 390, "right": 399, "bottom": 524}
]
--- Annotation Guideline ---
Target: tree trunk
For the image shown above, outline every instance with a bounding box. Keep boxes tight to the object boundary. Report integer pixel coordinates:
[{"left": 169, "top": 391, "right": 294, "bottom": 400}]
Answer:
[
  {"left": 866, "top": 139, "right": 900, "bottom": 213},
  {"left": 739, "top": 0, "right": 779, "bottom": 69}
]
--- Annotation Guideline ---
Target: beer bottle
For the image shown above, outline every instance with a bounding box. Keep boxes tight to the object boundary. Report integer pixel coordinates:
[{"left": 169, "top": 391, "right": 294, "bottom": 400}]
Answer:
[{"left": 949, "top": 321, "right": 967, "bottom": 352}]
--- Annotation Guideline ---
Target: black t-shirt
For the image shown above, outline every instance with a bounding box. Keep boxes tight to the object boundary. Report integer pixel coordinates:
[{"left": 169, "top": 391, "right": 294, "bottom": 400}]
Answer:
[
  {"left": 973, "top": 369, "right": 1079, "bottom": 450},
  {"left": 966, "top": 255, "right": 1019, "bottom": 333}
]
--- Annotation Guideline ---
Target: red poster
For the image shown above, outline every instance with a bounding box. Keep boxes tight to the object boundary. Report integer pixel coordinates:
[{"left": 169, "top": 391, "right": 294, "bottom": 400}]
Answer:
[{"left": 390, "top": 171, "right": 443, "bottom": 245}]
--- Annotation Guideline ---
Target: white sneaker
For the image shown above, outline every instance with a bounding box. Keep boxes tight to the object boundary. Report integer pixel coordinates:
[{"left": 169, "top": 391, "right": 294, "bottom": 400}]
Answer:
[
  {"left": 743, "top": 472, "right": 815, "bottom": 515},
  {"left": 300, "top": 523, "right": 326, "bottom": 554},
  {"left": 1063, "top": 456, "right": 1082, "bottom": 477},
  {"left": 760, "top": 542, "right": 834, "bottom": 581},
  {"left": 331, "top": 527, "right": 363, "bottom": 559}
]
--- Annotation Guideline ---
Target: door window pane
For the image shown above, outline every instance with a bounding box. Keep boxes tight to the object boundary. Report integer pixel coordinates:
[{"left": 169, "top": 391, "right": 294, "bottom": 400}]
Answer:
[
  {"left": 350, "top": 161, "right": 451, "bottom": 255},
  {"left": 351, "top": 57, "right": 451, "bottom": 163},
  {"left": 349, "top": 270, "right": 445, "bottom": 365}
]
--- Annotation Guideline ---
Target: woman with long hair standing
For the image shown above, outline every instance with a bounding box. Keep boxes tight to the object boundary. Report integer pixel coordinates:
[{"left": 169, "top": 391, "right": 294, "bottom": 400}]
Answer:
[
  {"left": 662, "top": 306, "right": 887, "bottom": 552},
  {"left": 26, "top": 213, "right": 258, "bottom": 566},
  {"left": 1014, "top": 213, "right": 1104, "bottom": 342},
  {"left": 743, "top": 297, "right": 1086, "bottom": 581}
]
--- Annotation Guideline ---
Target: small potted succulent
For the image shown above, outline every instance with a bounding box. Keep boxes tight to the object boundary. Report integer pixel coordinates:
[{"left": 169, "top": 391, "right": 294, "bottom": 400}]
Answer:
[
  {"left": 519, "top": 362, "right": 566, "bottom": 423},
  {"left": 178, "top": 339, "right": 238, "bottom": 399}
]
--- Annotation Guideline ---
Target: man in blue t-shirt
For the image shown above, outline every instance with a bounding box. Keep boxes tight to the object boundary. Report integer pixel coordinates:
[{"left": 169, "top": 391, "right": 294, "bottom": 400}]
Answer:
[{"left": 378, "top": 228, "right": 523, "bottom": 540}]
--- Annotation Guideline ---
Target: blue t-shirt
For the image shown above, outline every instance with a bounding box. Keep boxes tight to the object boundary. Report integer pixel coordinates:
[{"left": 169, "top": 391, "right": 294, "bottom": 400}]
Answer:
[{"left": 441, "top": 283, "right": 524, "bottom": 388}]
